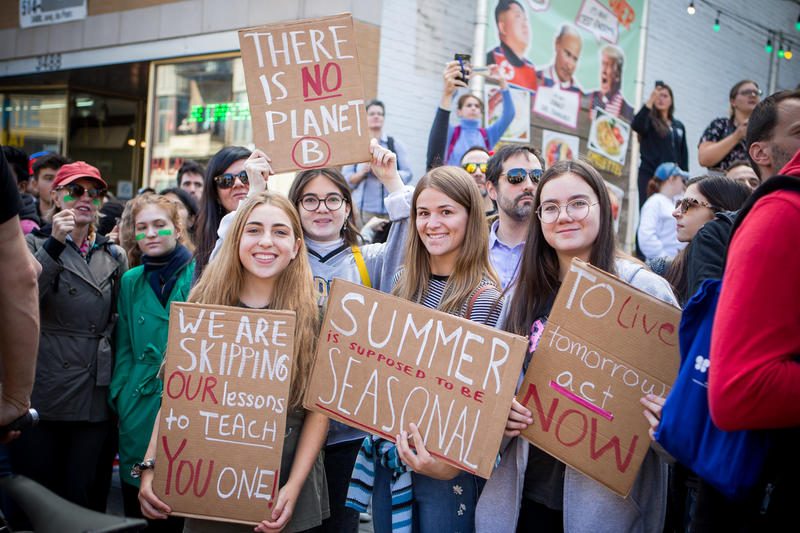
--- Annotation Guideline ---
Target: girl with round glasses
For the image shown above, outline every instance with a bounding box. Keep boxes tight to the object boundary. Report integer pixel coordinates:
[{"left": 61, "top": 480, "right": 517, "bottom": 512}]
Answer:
[{"left": 475, "top": 159, "right": 678, "bottom": 533}]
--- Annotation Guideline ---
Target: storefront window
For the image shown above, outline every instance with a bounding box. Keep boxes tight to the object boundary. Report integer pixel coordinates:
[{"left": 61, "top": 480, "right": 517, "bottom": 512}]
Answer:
[
  {"left": 0, "top": 92, "right": 67, "bottom": 155},
  {"left": 148, "top": 56, "right": 253, "bottom": 191}
]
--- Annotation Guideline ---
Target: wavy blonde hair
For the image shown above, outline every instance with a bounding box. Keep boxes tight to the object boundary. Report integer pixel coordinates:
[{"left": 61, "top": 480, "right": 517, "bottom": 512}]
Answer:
[
  {"left": 188, "top": 192, "right": 320, "bottom": 408},
  {"left": 393, "top": 166, "right": 499, "bottom": 314}
]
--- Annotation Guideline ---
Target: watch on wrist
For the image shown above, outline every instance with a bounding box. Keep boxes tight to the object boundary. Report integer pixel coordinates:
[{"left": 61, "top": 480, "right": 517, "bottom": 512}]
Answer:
[{"left": 131, "top": 458, "right": 155, "bottom": 479}]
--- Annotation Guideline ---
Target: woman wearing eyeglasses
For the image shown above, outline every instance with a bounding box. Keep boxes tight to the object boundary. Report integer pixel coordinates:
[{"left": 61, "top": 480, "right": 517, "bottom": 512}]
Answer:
[
  {"left": 476, "top": 159, "right": 677, "bottom": 533},
  {"left": 194, "top": 145, "right": 251, "bottom": 280},
  {"left": 698, "top": 80, "right": 762, "bottom": 172},
  {"left": 12, "top": 161, "right": 128, "bottom": 514}
]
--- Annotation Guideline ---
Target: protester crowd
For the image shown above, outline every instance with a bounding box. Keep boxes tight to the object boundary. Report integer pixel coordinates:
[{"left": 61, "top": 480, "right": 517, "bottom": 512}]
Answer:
[{"left": 1, "top": 46, "right": 799, "bottom": 533}]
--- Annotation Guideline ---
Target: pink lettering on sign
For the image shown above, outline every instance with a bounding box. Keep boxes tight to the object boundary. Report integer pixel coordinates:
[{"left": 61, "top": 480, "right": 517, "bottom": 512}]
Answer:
[
  {"left": 166, "top": 370, "right": 219, "bottom": 404},
  {"left": 291, "top": 136, "right": 332, "bottom": 169},
  {"left": 616, "top": 296, "right": 677, "bottom": 347},
  {"left": 162, "top": 436, "right": 214, "bottom": 497},
  {"left": 301, "top": 62, "right": 344, "bottom": 102}
]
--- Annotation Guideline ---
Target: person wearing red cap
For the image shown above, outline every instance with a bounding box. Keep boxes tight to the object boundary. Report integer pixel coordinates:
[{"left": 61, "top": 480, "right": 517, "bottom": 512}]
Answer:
[{"left": 10, "top": 160, "right": 128, "bottom": 517}]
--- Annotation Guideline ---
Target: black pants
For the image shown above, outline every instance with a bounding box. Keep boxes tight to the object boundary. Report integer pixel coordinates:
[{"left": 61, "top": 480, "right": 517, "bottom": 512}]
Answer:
[
  {"left": 121, "top": 480, "right": 184, "bottom": 533},
  {"left": 8, "top": 419, "right": 115, "bottom": 528},
  {"left": 320, "top": 439, "right": 361, "bottom": 533},
  {"left": 517, "top": 498, "right": 563, "bottom": 533}
]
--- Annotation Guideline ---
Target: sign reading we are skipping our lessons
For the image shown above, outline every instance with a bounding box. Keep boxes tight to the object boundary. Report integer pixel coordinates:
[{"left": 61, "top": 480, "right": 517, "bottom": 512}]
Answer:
[
  {"left": 153, "top": 303, "right": 296, "bottom": 524},
  {"left": 238, "top": 14, "right": 371, "bottom": 173},
  {"left": 517, "top": 259, "right": 680, "bottom": 497},
  {"left": 304, "top": 279, "right": 528, "bottom": 479}
]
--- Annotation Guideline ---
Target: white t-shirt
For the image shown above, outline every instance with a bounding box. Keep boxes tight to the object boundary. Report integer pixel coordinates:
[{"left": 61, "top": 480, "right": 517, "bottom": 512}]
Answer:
[{"left": 637, "top": 192, "right": 686, "bottom": 260}]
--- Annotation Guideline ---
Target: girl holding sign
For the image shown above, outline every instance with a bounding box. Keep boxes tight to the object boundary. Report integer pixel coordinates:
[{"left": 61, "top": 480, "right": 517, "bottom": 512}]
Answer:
[
  {"left": 347, "top": 166, "right": 504, "bottom": 533},
  {"left": 137, "top": 192, "right": 330, "bottom": 533},
  {"left": 475, "top": 159, "right": 678, "bottom": 533},
  {"left": 109, "top": 194, "right": 194, "bottom": 531}
]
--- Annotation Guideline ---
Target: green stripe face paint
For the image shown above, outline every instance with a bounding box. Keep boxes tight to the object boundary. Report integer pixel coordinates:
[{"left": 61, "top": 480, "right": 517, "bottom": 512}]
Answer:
[
  {"left": 93, "top": 200, "right": 100, "bottom": 206},
  {"left": 63, "top": 195, "right": 75, "bottom": 202},
  {"left": 158, "top": 229, "right": 173, "bottom": 236},
  {"left": 135, "top": 233, "right": 146, "bottom": 241}
]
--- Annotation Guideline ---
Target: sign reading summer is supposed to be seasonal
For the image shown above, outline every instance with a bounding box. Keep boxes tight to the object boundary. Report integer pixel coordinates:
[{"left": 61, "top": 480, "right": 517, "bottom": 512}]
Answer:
[
  {"left": 304, "top": 279, "right": 529, "bottom": 479},
  {"left": 517, "top": 258, "right": 680, "bottom": 497},
  {"left": 153, "top": 303, "right": 296, "bottom": 525},
  {"left": 238, "top": 14, "right": 371, "bottom": 173}
]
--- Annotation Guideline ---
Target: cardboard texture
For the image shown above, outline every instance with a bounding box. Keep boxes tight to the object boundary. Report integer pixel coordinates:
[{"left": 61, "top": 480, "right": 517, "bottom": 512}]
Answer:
[
  {"left": 517, "top": 259, "right": 680, "bottom": 497},
  {"left": 238, "top": 14, "right": 371, "bottom": 173},
  {"left": 303, "top": 279, "right": 528, "bottom": 478},
  {"left": 153, "top": 302, "right": 296, "bottom": 524}
]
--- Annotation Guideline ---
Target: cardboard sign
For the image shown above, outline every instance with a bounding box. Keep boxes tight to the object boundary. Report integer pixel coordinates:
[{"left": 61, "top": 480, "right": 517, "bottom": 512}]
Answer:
[
  {"left": 238, "top": 14, "right": 371, "bottom": 173},
  {"left": 303, "top": 279, "right": 528, "bottom": 478},
  {"left": 153, "top": 303, "right": 296, "bottom": 524},
  {"left": 517, "top": 259, "right": 680, "bottom": 497}
]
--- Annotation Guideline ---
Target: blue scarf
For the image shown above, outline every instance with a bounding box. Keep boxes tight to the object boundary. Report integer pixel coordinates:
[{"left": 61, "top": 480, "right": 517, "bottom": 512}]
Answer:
[{"left": 141, "top": 244, "right": 192, "bottom": 307}]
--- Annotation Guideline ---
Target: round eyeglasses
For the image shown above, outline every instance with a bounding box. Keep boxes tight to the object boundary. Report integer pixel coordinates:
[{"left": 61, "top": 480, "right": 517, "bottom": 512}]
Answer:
[
  {"left": 537, "top": 199, "right": 598, "bottom": 223},
  {"left": 300, "top": 193, "right": 346, "bottom": 212}
]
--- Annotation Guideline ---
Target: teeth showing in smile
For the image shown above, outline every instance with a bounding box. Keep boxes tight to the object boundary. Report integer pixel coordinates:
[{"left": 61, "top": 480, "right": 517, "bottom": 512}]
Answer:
[
  {"left": 254, "top": 253, "right": 276, "bottom": 261},
  {"left": 427, "top": 233, "right": 448, "bottom": 240}
]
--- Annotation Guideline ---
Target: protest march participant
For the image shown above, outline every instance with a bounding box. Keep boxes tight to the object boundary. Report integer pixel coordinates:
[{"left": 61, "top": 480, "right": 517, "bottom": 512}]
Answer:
[
  {"left": 347, "top": 165, "right": 504, "bottom": 533},
  {"left": 194, "top": 146, "right": 251, "bottom": 280},
  {"left": 137, "top": 191, "right": 330, "bottom": 533},
  {"left": 11, "top": 161, "right": 128, "bottom": 513},
  {"left": 698, "top": 80, "right": 761, "bottom": 172},
  {"left": 31, "top": 152, "right": 69, "bottom": 222},
  {"left": 426, "top": 60, "right": 515, "bottom": 169},
  {"left": 159, "top": 186, "right": 199, "bottom": 248},
  {"left": 109, "top": 194, "right": 194, "bottom": 531},
  {"left": 476, "top": 159, "right": 677, "bottom": 533},
  {"left": 460, "top": 146, "right": 494, "bottom": 214},
  {"left": 636, "top": 162, "right": 687, "bottom": 262},
  {"left": 176, "top": 160, "right": 205, "bottom": 203},
  {"left": 724, "top": 160, "right": 760, "bottom": 191}
]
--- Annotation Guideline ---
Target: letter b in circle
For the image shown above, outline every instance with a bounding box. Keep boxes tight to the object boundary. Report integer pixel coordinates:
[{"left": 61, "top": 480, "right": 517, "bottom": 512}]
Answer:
[{"left": 292, "top": 136, "right": 331, "bottom": 169}]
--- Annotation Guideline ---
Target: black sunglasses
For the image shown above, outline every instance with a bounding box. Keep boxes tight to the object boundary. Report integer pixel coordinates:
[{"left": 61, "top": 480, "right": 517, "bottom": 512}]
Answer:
[
  {"left": 57, "top": 182, "right": 107, "bottom": 200},
  {"left": 214, "top": 170, "right": 249, "bottom": 189},
  {"left": 502, "top": 168, "right": 542, "bottom": 185}
]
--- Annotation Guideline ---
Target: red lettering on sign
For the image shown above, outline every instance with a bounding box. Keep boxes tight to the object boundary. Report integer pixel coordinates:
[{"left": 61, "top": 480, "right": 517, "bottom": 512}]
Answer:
[
  {"left": 589, "top": 418, "right": 638, "bottom": 473},
  {"left": 166, "top": 371, "right": 219, "bottom": 404},
  {"left": 520, "top": 383, "right": 558, "bottom": 432},
  {"left": 301, "top": 62, "right": 344, "bottom": 102},
  {"left": 616, "top": 296, "right": 677, "bottom": 346},
  {"left": 161, "top": 436, "right": 214, "bottom": 496}
]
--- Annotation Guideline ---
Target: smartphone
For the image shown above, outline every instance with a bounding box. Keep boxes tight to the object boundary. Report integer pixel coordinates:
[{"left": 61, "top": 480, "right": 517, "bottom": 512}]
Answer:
[
  {"left": 455, "top": 53, "right": 471, "bottom": 83},
  {"left": 655, "top": 80, "right": 664, "bottom": 88}
]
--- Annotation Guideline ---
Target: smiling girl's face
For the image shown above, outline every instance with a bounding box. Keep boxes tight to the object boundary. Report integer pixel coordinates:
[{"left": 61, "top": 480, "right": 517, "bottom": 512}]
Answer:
[{"left": 239, "top": 203, "right": 300, "bottom": 282}]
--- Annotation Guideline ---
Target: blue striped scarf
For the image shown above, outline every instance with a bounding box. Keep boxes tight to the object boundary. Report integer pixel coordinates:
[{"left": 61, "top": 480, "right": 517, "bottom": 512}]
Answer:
[{"left": 346, "top": 437, "right": 413, "bottom": 532}]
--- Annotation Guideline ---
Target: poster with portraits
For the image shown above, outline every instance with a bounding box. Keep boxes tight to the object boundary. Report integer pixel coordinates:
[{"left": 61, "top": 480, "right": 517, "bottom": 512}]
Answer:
[{"left": 484, "top": 0, "right": 644, "bottom": 235}]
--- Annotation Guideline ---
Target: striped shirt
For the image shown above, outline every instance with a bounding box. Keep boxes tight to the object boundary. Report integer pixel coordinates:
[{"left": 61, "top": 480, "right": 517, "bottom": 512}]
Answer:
[{"left": 396, "top": 272, "right": 504, "bottom": 326}]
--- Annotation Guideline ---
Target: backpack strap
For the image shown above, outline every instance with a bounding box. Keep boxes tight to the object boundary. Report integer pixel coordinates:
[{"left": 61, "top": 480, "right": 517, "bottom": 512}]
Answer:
[
  {"left": 479, "top": 127, "right": 490, "bottom": 150},
  {"left": 445, "top": 126, "right": 462, "bottom": 163},
  {"left": 387, "top": 136, "right": 395, "bottom": 154},
  {"left": 465, "top": 284, "right": 491, "bottom": 323},
  {"left": 351, "top": 245, "right": 372, "bottom": 288}
]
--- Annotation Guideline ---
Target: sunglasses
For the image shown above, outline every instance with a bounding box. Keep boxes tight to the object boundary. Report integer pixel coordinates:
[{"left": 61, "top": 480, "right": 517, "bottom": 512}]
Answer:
[
  {"left": 462, "top": 162, "right": 487, "bottom": 174},
  {"left": 502, "top": 168, "right": 542, "bottom": 185},
  {"left": 57, "top": 182, "right": 107, "bottom": 200},
  {"left": 214, "top": 170, "right": 249, "bottom": 189},
  {"left": 675, "top": 197, "right": 720, "bottom": 214}
]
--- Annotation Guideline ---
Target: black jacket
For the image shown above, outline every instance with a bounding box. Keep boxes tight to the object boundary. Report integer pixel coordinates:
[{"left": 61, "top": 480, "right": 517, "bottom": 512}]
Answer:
[{"left": 685, "top": 210, "right": 737, "bottom": 298}]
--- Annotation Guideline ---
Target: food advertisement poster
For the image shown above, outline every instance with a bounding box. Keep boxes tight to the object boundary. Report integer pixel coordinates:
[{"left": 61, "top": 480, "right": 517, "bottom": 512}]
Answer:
[
  {"left": 486, "top": 85, "right": 531, "bottom": 143},
  {"left": 542, "top": 129, "right": 580, "bottom": 168}
]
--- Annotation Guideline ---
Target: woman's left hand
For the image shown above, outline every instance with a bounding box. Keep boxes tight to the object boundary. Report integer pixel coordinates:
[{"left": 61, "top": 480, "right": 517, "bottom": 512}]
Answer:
[
  {"left": 396, "top": 422, "right": 460, "bottom": 480},
  {"left": 369, "top": 138, "right": 403, "bottom": 193},
  {"left": 640, "top": 393, "right": 666, "bottom": 441},
  {"left": 254, "top": 481, "right": 300, "bottom": 532}
]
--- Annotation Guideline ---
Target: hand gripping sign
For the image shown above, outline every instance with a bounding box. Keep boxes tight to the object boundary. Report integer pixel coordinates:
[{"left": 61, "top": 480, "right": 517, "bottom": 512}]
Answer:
[
  {"left": 304, "top": 279, "right": 528, "bottom": 479},
  {"left": 238, "top": 14, "right": 371, "bottom": 173},
  {"left": 153, "top": 303, "right": 296, "bottom": 525},
  {"left": 517, "top": 259, "right": 680, "bottom": 497}
]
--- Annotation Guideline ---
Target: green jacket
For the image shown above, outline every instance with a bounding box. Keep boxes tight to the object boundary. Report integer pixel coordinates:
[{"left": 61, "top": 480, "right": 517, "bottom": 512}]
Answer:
[{"left": 109, "top": 259, "right": 194, "bottom": 486}]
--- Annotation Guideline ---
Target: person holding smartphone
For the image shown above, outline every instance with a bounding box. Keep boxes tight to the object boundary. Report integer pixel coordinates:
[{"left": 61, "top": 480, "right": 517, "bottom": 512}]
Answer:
[{"left": 631, "top": 81, "right": 689, "bottom": 207}]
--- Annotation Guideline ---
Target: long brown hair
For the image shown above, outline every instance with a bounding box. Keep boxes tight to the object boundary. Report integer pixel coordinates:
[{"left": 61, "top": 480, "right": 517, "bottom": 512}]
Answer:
[
  {"left": 504, "top": 159, "right": 618, "bottom": 336},
  {"left": 392, "top": 166, "right": 499, "bottom": 314},
  {"left": 120, "top": 193, "right": 194, "bottom": 267},
  {"left": 188, "top": 192, "right": 320, "bottom": 407},
  {"left": 650, "top": 82, "right": 675, "bottom": 138},
  {"left": 287, "top": 167, "right": 362, "bottom": 246}
]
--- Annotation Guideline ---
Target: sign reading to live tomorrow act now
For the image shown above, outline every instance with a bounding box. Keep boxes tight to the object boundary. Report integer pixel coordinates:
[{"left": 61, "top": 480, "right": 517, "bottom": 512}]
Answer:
[
  {"left": 153, "top": 303, "right": 296, "bottom": 525},
  {"left": 238, "top": 14, "right": 371, "bottom": 173},
  {"left": 517, "top": 259, "right": 680, "bottom": 497}
]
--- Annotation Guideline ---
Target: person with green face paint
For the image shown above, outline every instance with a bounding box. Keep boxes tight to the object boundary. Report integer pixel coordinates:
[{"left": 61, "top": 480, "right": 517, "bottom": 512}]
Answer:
[
  {"left": 109, "top": 193, "right": 193, "bottom": 530},
  {"left": 13, "top": 161, "right": 128, "bottom": 519}
]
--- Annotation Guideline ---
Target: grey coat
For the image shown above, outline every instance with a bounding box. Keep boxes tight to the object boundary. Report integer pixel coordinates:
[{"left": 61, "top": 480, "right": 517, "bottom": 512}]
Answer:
[
  {"left": 26, "top": 228, "right": 128, "bottom": 421},
  {"left": 475, "top": 258, "right": 678, "bottom": 533}
]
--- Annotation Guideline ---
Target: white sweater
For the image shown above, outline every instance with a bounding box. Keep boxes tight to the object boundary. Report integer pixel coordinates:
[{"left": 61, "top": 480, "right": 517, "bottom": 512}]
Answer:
[{"left": 637, "top": 193, "right": 685, "bottom": 260}]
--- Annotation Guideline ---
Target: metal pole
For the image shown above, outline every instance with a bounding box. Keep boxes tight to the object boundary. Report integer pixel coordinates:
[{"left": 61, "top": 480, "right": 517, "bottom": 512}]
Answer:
[
  {"left": 767, "top": 34, "right": 780, "bottom": 94},
  {"left": 472, "top": 0, "right": 489, "bottom": 101}
]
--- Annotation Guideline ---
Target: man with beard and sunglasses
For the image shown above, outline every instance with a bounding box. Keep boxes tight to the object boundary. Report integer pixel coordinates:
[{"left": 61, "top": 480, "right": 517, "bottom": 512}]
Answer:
[{"left": 485, "top": 144, "right": 545, "bottom": 289}]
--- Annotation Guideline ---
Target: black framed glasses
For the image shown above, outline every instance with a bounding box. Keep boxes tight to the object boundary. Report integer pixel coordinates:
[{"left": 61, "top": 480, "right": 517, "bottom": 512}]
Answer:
[
  {"left": 675, "top": 197, "right": 720, "bottom": 214},
  {"left": 214, "top": 170, "right": 248, "bottom": 189},
  {"left": 537, "top": 199, "right": 598, "bottom": 223},
  {"left": 300, "top": 193, "right": 346, "bottom": 212},
  {"left": 57, "top": 182, "right": 107, "bottom": 200},
  {"left": 502, "top": 168, "right": 542, "bottom": 185},
  {"left": 462, "top": 162, "right": 487, "bottom": 174}
]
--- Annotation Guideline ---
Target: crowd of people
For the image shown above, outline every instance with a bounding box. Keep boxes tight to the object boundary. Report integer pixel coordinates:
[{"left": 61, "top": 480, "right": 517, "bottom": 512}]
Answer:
[{"left": 1, "top": 52, "right": 799, "bottom": 533}]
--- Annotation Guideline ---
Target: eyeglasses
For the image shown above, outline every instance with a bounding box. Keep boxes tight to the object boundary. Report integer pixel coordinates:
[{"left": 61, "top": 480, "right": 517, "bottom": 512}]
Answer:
[
  {"left": 502, "top": 168, "right": 543, "bottom": 185},
  {"left": 57, "top": 183, "right": 107, "bottom": 200},
  {"left": 537, "top": 199, "right": 598, "bottom": 223},
  {"left": 214, "top": 170, "right": 248, "bottom": 189},
  {"left": 674, "top": 197, "right": 720, "bottom": 214},
  {"left": 462, "top": 162, "right": 487, "bottom": 174},
  {"left": 737, "top": 89, "right": 762, "bottom": 97},
  {"left": 300, "top": 193, "right": 346, "bottom": 212}
]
